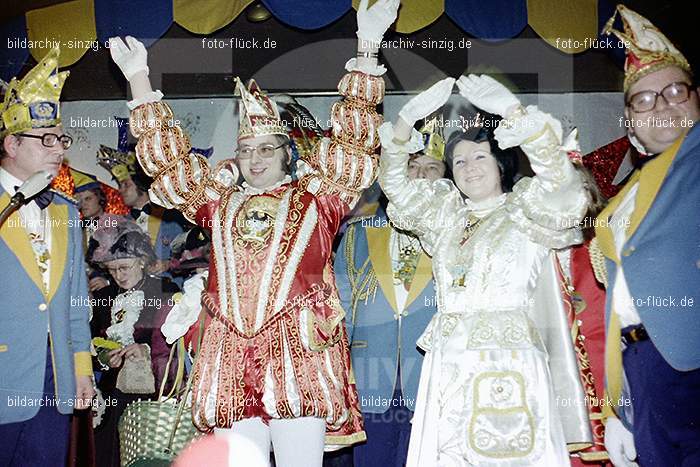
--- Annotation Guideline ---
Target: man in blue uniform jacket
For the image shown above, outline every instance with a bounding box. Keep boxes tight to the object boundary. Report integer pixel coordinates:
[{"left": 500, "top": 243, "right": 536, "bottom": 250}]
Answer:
[
  {"left": 333, "top": 119, "right": 447, "bottom": 467},
  {"left": 598, "top": 6, "right": 700, "bottom": 467},
  {"left": 0, "top": 47, "right": 95, "bottom": 466}
]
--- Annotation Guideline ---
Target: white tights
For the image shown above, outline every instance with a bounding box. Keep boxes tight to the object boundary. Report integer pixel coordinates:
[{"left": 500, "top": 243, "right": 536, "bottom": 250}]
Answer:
[{"left": 215, "top": 416, "right": 326, "bottom": 467}]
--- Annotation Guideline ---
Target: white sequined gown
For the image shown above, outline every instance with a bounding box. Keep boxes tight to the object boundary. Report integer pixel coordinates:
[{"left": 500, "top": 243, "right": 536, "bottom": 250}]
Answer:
[{"left": 378, "top": 108, "right": 593, "bottom": 466}]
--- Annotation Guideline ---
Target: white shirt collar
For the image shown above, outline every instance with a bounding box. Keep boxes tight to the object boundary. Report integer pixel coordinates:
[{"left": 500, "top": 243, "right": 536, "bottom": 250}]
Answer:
[{"left": 0, "top": 167, "right": 24, "bottom": 196}]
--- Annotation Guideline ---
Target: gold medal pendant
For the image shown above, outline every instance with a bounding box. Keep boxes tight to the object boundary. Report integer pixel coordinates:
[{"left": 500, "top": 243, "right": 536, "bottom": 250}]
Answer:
[
  {"left": 393, "top": 234, "right": 420, "bottom": 290},
  {"left": 235, "top": 195, "right": 280, "bottom": 246}
]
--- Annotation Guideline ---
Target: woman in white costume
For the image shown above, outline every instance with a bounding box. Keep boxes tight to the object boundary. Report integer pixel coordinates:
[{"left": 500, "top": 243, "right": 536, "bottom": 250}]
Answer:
[{"left": 378, "top": 76, "right": 593, "bottom": 466}]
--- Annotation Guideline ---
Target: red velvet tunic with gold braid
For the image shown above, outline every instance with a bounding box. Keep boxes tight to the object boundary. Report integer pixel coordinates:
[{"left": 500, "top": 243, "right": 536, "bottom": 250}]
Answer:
[{"left": 129, "top": 70, "right": 384, "bottom": 445}]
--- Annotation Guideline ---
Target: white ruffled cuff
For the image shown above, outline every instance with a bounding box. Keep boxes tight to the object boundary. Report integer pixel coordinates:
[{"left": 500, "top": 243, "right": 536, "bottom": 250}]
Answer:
[
  {"left": 378, "top": 121, "right": 424, "bottom": 155},
  {"left": 506, "top": 177, "right": 586, "bottom": 249},
  {"left": 344, "top": 58, "right": 386, "bottom": 77},
  {"left": 161, "top": 272, "right": 207, "bottom": 344},
  {"left": 494, "top": 105, "right": 563, "bottom": 149},
  {"left": 127, "top": 90, "right": 164, "bottom": 110}
]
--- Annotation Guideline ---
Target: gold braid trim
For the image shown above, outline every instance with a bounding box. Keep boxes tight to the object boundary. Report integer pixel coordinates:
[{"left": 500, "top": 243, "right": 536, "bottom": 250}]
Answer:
[
  {"left": 588, "top": 237, "right": 608, "bottom": 288},
  {"left": 326, "top": 430, "right": 367, "bottom": 446},
  {"left": 343, "top": 225, "right": 378, "bottom": 327}
]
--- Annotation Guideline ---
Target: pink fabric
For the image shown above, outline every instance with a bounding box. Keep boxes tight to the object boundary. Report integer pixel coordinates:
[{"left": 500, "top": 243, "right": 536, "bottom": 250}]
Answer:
[{"left": 173, "top": 435, "right": 228, "bottom": 467}]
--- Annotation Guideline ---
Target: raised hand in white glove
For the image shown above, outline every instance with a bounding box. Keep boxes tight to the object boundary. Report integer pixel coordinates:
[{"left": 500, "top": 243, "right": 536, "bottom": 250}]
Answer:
[
  {"left": 456, "top": 74, "right": 521, "bottom": 118},
  {"left": 356, "top": 0, "right": 400, "bottom": 49},
  {"left": 605, "top": 417, "right": 639, "bottom": 467},
  {"left": 109, "top": 36, "right": 149, "bottom": 81},
  {"left": 398, "top": 77, "right": 455, "bottom": 127}
]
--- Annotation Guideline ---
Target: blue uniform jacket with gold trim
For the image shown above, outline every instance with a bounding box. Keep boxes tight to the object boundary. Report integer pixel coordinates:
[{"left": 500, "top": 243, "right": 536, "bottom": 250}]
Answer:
[
  {"left": 335, "top": 215, "right": 437, "bottom": 413},
  {"left": 142, "top": 205, "right": 188, "bottom": 261},
  {"left": 596, "top": 125, "right": 700, "bottom": 422},
  {"left": 0, "top": 188, "right": 92, "bottom": 423}
]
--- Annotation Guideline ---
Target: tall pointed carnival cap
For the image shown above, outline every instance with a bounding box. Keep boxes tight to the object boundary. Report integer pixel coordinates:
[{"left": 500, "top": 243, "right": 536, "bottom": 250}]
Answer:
[
  {"left": 234, "top": 77, "right": 287, "bottom": 141},
  {"left": 603, "top": 4, "right": 691, "bottom": 92}
]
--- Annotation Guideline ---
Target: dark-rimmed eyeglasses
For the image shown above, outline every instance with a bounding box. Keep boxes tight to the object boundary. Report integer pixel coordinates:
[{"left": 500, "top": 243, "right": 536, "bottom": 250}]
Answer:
[
  {"left": 235, "top": 142, "right": 288, "bottom": 160},
  {"left": 626, "top": 82, "right": 694, "bottom": 113},
  {"left": 105, "top": 260, "right": 141, "bottom": 276},
  {"left": 16, "top": 133, "right": 73, "bottom": 149}
]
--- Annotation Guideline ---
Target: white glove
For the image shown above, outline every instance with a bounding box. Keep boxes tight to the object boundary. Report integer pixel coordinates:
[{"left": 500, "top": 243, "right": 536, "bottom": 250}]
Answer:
[
  {"left": 356, "top": 0, "right": 400, "bottom": 48},
  {"left": 398, "top": 77, "right": 455, "bottom": 127},
  {"left": 109, "top": 36, "right": 149, "bottom": 81},
  {"left": 456, "top": 74, "right": 521, "bottom": 118},
  {"left": 604, "top": 417, "right": 639, "bottom": 467},
  {"left": 161, "top": 272, "right": 208, "bottom": 344}
]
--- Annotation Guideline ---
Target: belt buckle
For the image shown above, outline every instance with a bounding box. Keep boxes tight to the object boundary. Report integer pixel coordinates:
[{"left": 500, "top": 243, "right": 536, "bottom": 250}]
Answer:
[
  {"left": 629, "top": 327, "right": 641, "bottom": 342},
  {"left": 622, "top": 325, "right": 646, "bottom": 346}
]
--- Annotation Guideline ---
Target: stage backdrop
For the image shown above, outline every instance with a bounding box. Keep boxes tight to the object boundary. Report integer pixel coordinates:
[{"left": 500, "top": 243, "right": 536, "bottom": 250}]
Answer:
[{"left": 61, "top": 92, "right": 625, "bottom": 189}]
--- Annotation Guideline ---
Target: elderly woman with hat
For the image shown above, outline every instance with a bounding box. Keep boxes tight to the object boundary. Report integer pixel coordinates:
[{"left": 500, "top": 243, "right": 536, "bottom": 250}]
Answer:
[{"left": 87, "top": 217, "right": 180, "bottom": 467}]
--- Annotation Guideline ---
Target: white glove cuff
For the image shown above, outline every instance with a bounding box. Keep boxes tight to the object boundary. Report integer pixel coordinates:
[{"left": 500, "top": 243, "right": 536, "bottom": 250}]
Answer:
[
  {"left": 355, "top": 32, "right": 382, "bottom": 49},
  {"left": 124, "top": 65, "right": 150, "bottom": 82},
  {"left": 494, "top": 105, "right": 562, "bottom": 149},
  {"left": 127, "top": 90, "right": 164, "bottom": 110},
  {"left": 344, "top": 58, "right": 386, "bottom": 77},
  {"left": 379, "top": 122, "right": 424, "bottom": 155}
]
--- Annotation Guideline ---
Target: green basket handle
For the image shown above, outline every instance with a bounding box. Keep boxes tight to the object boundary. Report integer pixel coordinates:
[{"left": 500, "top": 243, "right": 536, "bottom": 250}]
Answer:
[{"left": 164, "top": 312, "right": 207, "bottom": 452}]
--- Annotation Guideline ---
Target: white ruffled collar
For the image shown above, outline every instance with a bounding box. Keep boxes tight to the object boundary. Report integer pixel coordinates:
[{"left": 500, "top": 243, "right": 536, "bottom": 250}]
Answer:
[
  {"left": 241, "top": 175, "right": 292, "bottom": 195},
  {"left": 465, "top": 193, "right": 507, "bottom": 218}
]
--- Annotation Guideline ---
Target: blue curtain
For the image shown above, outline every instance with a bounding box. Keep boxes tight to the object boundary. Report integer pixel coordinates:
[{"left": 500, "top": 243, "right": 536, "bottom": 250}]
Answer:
[
  {"left": 262, "top": 0, "right": 350, "bottom": 30},
  {"left": 0, "top": 15, "right": 30, "bottom": 81},
  {"left": 445, "top": 0, "right": 527, "bottom": 40},
  {"left": 95, "top": 0, "right": 173, "bottom": 47}
]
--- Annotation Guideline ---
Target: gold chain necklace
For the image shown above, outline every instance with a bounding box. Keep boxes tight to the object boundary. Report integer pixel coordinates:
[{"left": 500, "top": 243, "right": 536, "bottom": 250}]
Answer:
[{"left": 459, "top": 213, "right": 483, "bottom": 246}]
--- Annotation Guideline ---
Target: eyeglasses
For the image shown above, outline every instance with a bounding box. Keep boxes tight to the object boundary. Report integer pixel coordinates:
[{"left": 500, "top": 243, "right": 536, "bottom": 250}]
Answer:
[
  {"left": 16, "top": 133, "right": 73, "bottom": 149},
  {"left": 235, "top": 142, "right": 288, "bottom": 160},
  {"left": 105, "top": 260, "right": 141, "bottom": 276},
  {"left": 626, "top": 82, "right": 693, "bottom": 113}
]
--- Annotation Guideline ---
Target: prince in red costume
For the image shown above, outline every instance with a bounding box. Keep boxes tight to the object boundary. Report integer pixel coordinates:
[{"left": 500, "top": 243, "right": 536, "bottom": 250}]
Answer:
[{"left": 108, "top": 1, "right": 399, "bottom": 464}]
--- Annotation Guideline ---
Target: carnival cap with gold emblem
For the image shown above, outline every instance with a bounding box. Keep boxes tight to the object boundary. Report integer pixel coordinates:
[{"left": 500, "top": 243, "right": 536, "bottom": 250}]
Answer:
[
  {"left": 234, "top": 77, "right": 287, "bottom": 141},
  {"left": 97, "top": 144, "right": 152, "bottom": 191},
  {"left": 603, "top": 4, "right": 692, "bottom": 93},
  {"left": 97, "top": 145, "right": 136, "bottom": 182},
  {"left": 0, "top": 46, "right": 68, "bottom": 137},
  {"left": 418, "top": 117, "right": 445, "bottom": 161}
]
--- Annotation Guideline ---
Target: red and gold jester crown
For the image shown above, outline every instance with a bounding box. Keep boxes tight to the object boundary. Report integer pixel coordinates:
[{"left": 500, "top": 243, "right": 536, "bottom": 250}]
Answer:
[
  {"left": 234, "top": 77, "right": 287, "bottom": 140},
  {"left": 419, "top": 117, "right": 445, "bottom": 162},
  {"left": 603, "top": 4, "right": 691, "bottom": 92},
  {"left": 0, "top": 46, "right": 68, "bottom": 137}
]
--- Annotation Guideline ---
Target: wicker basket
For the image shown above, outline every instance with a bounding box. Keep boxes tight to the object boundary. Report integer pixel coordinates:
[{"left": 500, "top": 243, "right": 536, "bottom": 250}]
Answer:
[
  {"left": 118, "top": 398, "right": 201, "bottom": 466},
  {"left": 118, "top": 338, "right": 202, "bottom": 467}
]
